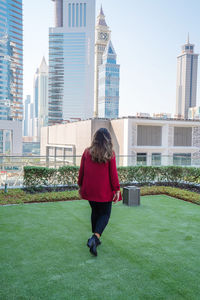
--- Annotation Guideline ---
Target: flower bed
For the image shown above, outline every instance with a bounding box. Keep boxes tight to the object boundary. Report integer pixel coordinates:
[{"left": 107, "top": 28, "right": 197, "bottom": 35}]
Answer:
[{"left": 0, "top": 186, "right": 199, "bottom": 206}]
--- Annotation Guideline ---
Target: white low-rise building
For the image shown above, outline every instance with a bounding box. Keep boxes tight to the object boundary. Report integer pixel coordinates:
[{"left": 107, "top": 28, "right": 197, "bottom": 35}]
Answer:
[{"left": 41, "top": 117, "right": 200, "bottom": 166}]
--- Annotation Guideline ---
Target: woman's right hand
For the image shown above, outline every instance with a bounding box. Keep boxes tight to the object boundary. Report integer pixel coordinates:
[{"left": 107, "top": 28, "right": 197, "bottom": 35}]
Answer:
[
  {"left": 78, "top": 187, "right": 82, "bottom": 199},
  {"left": 113, "top": 191, "right": 120, "bottom": 203}
]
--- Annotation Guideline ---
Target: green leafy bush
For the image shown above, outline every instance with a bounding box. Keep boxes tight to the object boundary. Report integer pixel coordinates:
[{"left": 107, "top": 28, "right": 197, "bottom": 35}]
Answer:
[
  {"left": 57, "top": 166, "right": 79, "bottom": 185},
  {"left": 24, "top": 165, "right": 200, "bottom": 189},
  {"left": 23, "top": 166, "right": 57, "bottom": 188},
  {"left": 24, "top": 166, "right": 79, "bottom": 190},
  {"left": 118, "top": 166, "right": 200, "bottom": 184}
]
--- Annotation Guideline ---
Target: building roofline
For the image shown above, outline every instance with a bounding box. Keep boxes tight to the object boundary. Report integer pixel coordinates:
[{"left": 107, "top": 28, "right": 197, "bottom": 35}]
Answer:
[
  {"left": 47, "top": 116, "right": 200, "bottom": 128},
  {"left": 110, "top": 116, "right": 200, "bottom": 122}
]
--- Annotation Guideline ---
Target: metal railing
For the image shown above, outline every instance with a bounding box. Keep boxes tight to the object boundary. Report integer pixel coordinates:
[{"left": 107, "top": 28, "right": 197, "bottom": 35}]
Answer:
[{"left": 0, "top": 155, "right": 199, "bottom": 188}]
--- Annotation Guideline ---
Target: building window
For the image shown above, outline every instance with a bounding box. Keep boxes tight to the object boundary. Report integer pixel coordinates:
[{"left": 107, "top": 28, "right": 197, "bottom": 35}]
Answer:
[
  {"left": 137, "top": 153, "right": 147, "bottom": 166},
  {"left": 72, "top": 3, "right": 75, "bottom": 27},
  {"left": 137, "top": 125, "right": 162, "bottom": 146},
  {"left": 4, "top": 130, "right": 12, "bottom": 154},
  {"left": 0, "top": 130, "right": 12, "bottom": 154},
  {"left": 173, "top": 153, "right": 191, "bottom": 166},
  {"left": 48, "top": 147, "right": 55, "bottom": 156},
  {"left": 84, "top": 3, "right": 86, "bottom": 27},
  {"left": 76, "top": 3, "right": 79, "bottom": 27},
  {"left": 0, "top": 130, "right": 3, "bottom": 154},
  {"left": 152, "top": 153, "right": 161, "bottom": 166},
  {"left": 80, "top": 3, "right": 82, "bottom": 27},
  {"left": 174, "top": 127, "right": 192, "bottom": 146},
  {"left": 68, "top": 4, "right": 71, "bottom": 27}
]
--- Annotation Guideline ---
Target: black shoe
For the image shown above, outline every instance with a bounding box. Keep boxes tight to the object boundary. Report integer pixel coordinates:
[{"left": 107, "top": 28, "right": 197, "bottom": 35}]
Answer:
[
  {"left": 87, "top": 235, "right": 100, "bottom": 256},
  {"left": 87, "top": 236, "right": 101, "bottom": 247},
  {"left": 96, "top": 239, "right": 101, "bottom": 246}
]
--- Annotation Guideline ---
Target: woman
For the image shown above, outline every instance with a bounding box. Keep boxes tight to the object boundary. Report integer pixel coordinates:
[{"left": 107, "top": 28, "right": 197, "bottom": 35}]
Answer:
[{"left": 78, "top": 128, "right": 122, "bottom": 256}]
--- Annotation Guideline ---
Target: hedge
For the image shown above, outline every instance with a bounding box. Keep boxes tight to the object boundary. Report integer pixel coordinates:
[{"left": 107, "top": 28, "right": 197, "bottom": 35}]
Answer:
[
  {"left": 24, "top": 166, "right": 200, "bottom": 189},
  {"left": 24, "top": 166, "right": 79, "bottom": 188},
  {"left": 117, "top": 166, "right": 200, "bottom": 184}
]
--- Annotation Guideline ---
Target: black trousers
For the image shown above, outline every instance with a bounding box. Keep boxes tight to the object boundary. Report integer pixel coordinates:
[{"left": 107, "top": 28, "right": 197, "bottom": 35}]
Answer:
[{"left": 89, "top": 201, "right": 112, "bottom": 236}]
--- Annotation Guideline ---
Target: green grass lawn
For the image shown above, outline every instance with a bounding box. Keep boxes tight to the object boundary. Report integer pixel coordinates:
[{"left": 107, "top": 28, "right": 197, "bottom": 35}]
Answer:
[{"left": 1, "top": 196, "right": 200, "bottom": 300}]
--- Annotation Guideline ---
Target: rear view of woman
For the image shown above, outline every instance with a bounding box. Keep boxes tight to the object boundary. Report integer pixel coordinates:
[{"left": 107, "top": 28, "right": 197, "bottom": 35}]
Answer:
[{"left": 78, "top": 128, "right": 122, "bottom": 256}]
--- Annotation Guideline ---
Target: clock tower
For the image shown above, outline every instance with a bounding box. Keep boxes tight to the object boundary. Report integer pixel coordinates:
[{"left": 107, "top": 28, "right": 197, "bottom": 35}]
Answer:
[{"left": 94, "top": 6, "right": 111, "bottom": 117}]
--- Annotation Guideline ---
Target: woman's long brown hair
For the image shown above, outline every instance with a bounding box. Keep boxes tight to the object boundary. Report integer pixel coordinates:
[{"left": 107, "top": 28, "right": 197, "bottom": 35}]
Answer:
[{"left": 89, "top": 128, "right": 113, "bottom": 163}]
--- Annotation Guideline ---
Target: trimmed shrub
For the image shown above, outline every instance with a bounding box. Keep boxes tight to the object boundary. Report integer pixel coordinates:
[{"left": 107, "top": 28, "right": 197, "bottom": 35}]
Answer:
[
  {"left": 23, "top": 166, "right": 57, "bottom": 188},
  {"left": 24, "top": 165, "right": 200, "bottom": 189},
  {"left": 57, "top": 166, "right": 79, "bottom": 185}
]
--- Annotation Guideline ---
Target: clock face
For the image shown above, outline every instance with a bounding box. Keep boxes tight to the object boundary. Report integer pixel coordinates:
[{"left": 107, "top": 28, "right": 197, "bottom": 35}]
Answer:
[{"left": 99, "top": 32, "right": 109, "bottom": 41}]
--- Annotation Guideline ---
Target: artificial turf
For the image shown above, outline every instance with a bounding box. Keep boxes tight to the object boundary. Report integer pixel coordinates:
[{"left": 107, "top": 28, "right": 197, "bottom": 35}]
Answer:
[{"left": 0, "top": 196, "right": 200, "bottom": 300}]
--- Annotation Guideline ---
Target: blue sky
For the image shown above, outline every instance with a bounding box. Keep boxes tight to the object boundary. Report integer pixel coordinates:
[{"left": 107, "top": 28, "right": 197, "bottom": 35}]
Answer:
[{"left": 24, "top": 0, "right": 200, "bottom": 117}]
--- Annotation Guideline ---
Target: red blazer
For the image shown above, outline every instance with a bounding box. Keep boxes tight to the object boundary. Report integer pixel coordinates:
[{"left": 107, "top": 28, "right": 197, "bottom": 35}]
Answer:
[{"left": 78, "top": 149, "right": 122, "bottom": 202}]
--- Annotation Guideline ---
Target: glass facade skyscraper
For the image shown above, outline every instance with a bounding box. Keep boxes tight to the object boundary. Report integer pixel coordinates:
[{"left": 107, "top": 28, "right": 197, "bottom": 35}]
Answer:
[
  {"left": 23, "top": 95, "right": 31, "bottom": 137},
  {"left": 0, "top": 0, "right": 23, "bottom": 121},
  {"left": 98, "top": 40, "right": 120, "bottom": 119},
  {"left": 37, "top": 57, "right": 48, "bottom": 137},
  {"left": 49, "top": 0, "right": 95, "bottom": 125},
  {"left": 33, "top": 69, "right": 39, "bottom": 119}
]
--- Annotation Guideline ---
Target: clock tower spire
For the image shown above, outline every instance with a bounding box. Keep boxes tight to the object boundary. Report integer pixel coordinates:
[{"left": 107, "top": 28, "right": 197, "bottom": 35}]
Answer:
[
  {"left": 97, "top": 5, "right": 107, "bottom": 26},
  {"left": 94, "top": 5, "right": 111, "bottom": 117}
]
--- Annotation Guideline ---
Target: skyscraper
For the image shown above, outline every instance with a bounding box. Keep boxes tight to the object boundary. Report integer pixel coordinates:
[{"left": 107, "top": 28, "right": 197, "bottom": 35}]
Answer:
[
  {"left": 23, "top": 95, "right": 31, "bottom": 136},
  {"left": 49, "top": 0, "right": 95, "bottom": 125},
  {"left": 32, "top": 68, "right": 39, "bottom": 138},
  {"left": 33, "top": 69, "right": 39, "bottom": 120},
  {"left": 98, "top": 40, "right": 120, "bottom": 119},
  {"left": 94, "top": 6, "right": 111, "bottom": 117},
  {"left": 38, "top": 57, "right": 48, "bottom": 130},
  {"left": 28, "top": 101, "right": 34, "bottom": 138},
  {"left": 23, "top": 95, "right": 35, "bottom": 138},
  {"left": 0, "top": 0, "right": 23, "bottom": 155},
  {"left": 33, "top": 57, "right": 48, "bottom": 138},
  {"left": 176, "top": 35, "right": 199, "bottom": 119},
  {"left": 0, "top": 0, "right": 23, "bottom": 121}
]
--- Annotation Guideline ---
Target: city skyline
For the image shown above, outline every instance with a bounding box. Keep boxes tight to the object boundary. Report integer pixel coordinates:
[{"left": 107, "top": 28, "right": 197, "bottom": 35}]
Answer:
[{"left": 24, "top": 0, "right": 200, "bottom": 117}]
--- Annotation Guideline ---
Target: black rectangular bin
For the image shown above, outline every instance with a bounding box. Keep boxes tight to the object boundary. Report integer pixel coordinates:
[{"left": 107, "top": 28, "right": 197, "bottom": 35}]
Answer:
[{"left": 123, "top": 186, "right": 140, "bottom": 206}]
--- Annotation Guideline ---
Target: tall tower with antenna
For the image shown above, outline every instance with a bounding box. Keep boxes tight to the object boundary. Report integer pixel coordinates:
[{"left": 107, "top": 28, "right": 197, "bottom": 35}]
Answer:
[
  {"left": 175, "top": 34, "right": 199, "bottom": 118},
  {"left": 94, "top": 6, "right": 111, "bottom": 117}
]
